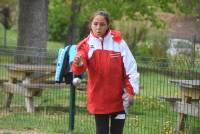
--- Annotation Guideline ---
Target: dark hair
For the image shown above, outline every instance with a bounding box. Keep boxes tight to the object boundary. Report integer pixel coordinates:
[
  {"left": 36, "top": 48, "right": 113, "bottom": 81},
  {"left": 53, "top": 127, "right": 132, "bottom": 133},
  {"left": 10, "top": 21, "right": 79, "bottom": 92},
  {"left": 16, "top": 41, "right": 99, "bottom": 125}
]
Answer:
[{"left": 89, "top": 11, "right": 110, "bottom": 29}]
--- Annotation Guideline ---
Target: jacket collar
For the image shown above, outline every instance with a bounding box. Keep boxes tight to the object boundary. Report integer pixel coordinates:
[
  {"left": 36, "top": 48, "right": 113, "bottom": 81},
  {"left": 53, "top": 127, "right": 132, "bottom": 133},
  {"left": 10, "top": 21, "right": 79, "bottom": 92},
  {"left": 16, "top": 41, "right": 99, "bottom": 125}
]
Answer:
[
  {"left": 90, "top": 29, "right": 110, "bottom": 41},
  {"left": 87, "top": 30, "right": 122, "bottom": 46}
]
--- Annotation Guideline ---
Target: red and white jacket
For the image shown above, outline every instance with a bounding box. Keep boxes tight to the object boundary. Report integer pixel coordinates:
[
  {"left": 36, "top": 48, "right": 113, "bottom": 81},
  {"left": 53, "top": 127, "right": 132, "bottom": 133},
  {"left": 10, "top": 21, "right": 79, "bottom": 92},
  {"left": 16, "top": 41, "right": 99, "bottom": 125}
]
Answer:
[{"left": 72, "top": 30, "right": 139, "bottom": 114}]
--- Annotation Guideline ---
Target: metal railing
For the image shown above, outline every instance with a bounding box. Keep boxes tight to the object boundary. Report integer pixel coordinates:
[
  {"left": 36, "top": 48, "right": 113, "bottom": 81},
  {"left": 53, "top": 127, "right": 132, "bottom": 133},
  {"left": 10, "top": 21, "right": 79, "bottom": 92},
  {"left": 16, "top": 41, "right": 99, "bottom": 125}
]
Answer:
[{"left": 0, "top": 49, "right": 199, "bottom": 134}]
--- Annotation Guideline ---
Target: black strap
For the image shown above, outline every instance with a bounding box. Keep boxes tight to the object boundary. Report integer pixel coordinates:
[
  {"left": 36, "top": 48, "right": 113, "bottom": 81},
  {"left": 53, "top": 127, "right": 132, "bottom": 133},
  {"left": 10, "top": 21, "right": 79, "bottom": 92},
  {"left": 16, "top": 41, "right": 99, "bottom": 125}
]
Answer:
[
  {"left": 65, "top": 45, "right": 72, "bottom": 72},
  {"left": 63, "top": 45, "right": 73, "bottom": 84}
]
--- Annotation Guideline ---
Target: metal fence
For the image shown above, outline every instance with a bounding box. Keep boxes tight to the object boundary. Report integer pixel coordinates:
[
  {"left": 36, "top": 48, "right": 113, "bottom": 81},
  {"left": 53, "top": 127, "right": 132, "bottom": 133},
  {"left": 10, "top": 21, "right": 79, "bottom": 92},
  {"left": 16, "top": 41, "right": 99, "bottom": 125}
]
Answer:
[{"left": 0, "top": 48, "right": 199, "bottom": 134}]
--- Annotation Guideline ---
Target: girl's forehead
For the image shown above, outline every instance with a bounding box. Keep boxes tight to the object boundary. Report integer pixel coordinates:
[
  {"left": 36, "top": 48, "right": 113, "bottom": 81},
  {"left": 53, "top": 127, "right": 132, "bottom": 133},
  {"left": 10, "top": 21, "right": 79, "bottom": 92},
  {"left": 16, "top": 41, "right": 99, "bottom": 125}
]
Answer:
[{"left": 92, "top": 15, "right": 107, "bottom": 22}]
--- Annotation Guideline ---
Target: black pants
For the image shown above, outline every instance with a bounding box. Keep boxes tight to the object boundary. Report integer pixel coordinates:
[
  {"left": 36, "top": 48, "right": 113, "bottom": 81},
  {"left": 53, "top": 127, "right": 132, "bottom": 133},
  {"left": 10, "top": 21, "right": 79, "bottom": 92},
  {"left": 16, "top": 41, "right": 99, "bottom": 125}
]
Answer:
[{"left": 95, "top": 111, "right": 126, "bottom": 134}]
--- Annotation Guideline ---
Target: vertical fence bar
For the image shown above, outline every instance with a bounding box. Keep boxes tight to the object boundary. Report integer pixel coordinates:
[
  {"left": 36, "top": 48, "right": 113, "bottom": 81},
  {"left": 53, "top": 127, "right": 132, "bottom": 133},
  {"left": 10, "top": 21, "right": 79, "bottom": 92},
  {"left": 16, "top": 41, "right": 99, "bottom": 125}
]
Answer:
[
  {"left": 3, "top": 28, "right": 7, "bottom": 48},
  {"left": 68, "top": 83, "right": 76, "bottom": 133},
  {"left": 192, "top": 34, "right": 196, "bottom": 66}
]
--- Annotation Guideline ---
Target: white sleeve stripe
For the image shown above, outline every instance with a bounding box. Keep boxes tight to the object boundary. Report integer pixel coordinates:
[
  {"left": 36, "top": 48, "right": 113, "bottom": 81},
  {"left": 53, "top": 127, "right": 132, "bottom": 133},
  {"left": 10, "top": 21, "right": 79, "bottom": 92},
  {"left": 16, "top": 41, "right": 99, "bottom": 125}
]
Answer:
[{"left": 121, "top": 40, "right": 140, "bottom": 94}]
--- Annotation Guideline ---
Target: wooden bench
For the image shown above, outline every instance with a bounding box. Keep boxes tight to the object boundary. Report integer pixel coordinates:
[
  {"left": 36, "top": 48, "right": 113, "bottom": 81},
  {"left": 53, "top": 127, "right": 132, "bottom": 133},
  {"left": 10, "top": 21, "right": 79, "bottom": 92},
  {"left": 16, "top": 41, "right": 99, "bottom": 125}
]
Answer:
[
  {"left": 0, "top": 63, "right": 87, "bottom": 113},
  {"left": 159, "top": 96, "right": 182, "bottom": 102},
  {"left": 158, "top": 96, "right": 199, "bottom": 108},
  {"left": 158, "top": 96, "right": 199, "bottom": 103},
  {"left": 1, "top": 79, "right": 86, "bottom": 113},
  {"left": 1, "top": 80, "right": 67, "bottom": 112},
  {"left": 161, "top": 96, "right": 200, "bottom": 129},
  {"left": 0, "top": 78, "right": 8, "bottom": 84},
  {"left": 0, "top": 64, "right": 56, "bottom": 113},
  {"left": 159, "top": 95, "right": 200, "bottom": 132},
  {"left": 172, "top": 101, "right": 200, "bottom": 117}
]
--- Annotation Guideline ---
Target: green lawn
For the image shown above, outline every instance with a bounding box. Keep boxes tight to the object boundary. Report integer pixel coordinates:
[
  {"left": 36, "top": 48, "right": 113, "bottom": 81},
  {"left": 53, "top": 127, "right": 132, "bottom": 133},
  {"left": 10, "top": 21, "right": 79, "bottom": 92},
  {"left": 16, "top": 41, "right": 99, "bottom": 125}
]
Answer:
[
  {"left": 0, "top": 23, "right": 64, "bottom": 52},
  {"left": 0, "top": 25, "right": 17, "bottom": 46}
]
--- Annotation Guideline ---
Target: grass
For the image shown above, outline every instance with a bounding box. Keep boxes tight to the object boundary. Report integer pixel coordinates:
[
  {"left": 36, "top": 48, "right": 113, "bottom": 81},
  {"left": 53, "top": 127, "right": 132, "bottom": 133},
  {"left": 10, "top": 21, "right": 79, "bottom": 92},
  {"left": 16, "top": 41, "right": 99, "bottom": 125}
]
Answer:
[
  {"left": 47, "top": 41, "right": 64, "bottom": 54},
  {"left": 0, "top": 112, "right": 69, "bottom": 133},
  {"left": 0, "top": 23, "right": 64, "bottom": 52},
  {"left": 0, "top": 25, "right": 17, "bottom": 46}
]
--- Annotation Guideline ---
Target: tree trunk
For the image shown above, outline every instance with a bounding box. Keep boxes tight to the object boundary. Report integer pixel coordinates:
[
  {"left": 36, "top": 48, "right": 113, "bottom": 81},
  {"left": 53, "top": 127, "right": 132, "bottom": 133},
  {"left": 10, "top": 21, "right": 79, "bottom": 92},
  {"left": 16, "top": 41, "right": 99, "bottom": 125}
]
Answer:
[
  {"left": 16, "top": 0, "right": 48, "bottom": 64},
  {"left": 65, "top": 0, "right": 80, "bottom": 46}
]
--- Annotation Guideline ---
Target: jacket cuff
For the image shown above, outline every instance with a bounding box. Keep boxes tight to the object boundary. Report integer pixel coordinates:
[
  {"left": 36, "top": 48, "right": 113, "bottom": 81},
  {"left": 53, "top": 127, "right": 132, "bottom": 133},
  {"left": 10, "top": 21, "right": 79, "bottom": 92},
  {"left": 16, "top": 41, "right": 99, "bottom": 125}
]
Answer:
[
  {"left": 127, "top": 88, "right": 135, "bottom": 96},
  {"left": 72, "top": 63, "right": 85, "bottom": 75}
]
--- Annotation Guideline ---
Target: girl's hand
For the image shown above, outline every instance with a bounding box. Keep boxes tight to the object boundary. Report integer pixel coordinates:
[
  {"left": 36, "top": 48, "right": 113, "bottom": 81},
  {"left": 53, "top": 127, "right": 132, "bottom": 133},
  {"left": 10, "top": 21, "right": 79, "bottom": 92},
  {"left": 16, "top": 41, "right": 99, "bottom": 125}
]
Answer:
[
  {"left": 74, "top": 55, "right": 83, "bottom": 67},
  {"left": 128, "top": 94, "right": 134, "bottom": 106}
]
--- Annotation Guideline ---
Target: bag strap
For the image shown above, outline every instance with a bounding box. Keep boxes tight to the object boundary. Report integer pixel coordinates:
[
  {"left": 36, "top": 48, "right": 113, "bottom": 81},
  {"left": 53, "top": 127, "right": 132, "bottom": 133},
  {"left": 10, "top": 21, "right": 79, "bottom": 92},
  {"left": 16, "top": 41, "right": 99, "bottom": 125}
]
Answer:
[
  {"left": 65, "top": 45, "right": 72, "bottom": 72},
  {"left": 66, "top": 45, "right": 72, "bottom": 56}
]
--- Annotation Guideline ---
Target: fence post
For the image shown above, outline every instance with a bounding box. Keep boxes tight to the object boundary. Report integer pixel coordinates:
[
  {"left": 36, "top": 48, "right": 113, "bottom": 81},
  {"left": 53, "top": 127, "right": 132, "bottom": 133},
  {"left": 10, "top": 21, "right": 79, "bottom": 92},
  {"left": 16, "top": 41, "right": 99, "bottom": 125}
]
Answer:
[
  {"left": 68, "top": 83, "right": 76, "bottom": 133},
  {"left": 192, "top": 34, "right": 196, "bottom": 66},
  {"left": 3, "top": 28, "right": 7, "bottom": 48}
]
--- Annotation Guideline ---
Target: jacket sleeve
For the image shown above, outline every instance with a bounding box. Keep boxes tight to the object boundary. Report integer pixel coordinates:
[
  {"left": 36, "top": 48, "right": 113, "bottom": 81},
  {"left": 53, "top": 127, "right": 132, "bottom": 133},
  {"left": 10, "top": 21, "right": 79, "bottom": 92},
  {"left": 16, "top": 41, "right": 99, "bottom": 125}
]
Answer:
[
  {"left": 71, "top": 41, "right": 88, "bottom": 75},
  {"left": 121, "top": 40, "right": 139, "bottom": 95}
]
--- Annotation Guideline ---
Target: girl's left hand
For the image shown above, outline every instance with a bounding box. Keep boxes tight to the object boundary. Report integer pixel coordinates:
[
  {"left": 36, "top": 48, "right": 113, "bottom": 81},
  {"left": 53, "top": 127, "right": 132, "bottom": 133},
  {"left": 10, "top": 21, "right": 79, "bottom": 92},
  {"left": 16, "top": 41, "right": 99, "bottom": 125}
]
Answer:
[{"left": 128, "top": 94, "right": 134, "bottom": 106}]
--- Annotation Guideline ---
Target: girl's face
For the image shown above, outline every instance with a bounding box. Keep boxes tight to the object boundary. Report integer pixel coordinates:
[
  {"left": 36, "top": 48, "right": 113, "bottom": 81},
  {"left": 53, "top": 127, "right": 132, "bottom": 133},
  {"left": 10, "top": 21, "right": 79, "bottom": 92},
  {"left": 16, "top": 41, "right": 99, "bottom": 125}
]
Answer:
[{"left": 91, "top": 15, "right": 108, "bottom": 38}]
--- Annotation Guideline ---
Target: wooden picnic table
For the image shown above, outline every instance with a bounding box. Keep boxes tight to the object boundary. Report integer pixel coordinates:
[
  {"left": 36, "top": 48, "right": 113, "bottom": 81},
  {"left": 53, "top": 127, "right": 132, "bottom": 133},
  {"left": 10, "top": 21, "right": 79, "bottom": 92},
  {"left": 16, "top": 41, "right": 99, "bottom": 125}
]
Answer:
[
  {"left": 0, "top": 63, "right": 66, "bottom": 113},
  {"left": 169, "top": 80, "right": 200, "bottom": 132}
]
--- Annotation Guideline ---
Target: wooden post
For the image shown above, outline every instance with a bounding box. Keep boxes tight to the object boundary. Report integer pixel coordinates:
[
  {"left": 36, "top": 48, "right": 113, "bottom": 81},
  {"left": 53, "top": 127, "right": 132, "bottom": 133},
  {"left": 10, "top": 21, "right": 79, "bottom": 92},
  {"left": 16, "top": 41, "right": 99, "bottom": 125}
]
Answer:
[
  {"left": 25, "top": 97, "right": 34, "bottom": 113},
  {"left": 4, "top": 92, "right": 13, "bottom": 108},
  {"left": 3, "top": 75, "right": 15, "bottom": 108},
  {"left": 176, "top": 96, "right": 192, "bottom": 132}
]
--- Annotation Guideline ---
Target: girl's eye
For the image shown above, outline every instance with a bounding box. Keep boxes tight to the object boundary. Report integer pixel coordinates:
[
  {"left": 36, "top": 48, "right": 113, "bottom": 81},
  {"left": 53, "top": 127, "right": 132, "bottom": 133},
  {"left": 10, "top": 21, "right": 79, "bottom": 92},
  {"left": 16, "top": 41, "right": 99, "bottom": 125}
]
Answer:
[
  {"left": 100, "top": 23, "right": 105, "bottom": 26},
  {"left": 93, "top": 22, "right": 106, "bottom": 27}
]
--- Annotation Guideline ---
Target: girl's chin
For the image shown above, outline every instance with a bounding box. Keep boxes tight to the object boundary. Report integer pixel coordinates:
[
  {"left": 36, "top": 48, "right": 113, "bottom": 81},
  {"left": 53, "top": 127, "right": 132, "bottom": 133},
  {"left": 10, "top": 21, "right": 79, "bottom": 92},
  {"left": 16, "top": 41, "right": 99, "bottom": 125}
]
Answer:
[{"left": 96, "top": 33, "right": 103, "bottom": 37}]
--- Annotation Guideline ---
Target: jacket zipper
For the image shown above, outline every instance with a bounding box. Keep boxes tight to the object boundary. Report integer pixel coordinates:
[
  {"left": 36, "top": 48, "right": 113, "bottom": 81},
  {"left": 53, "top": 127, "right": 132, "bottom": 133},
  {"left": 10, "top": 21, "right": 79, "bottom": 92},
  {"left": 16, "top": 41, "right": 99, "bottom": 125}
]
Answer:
[{"left": 101, "top": 38, "right": 104, "bottom": 50}]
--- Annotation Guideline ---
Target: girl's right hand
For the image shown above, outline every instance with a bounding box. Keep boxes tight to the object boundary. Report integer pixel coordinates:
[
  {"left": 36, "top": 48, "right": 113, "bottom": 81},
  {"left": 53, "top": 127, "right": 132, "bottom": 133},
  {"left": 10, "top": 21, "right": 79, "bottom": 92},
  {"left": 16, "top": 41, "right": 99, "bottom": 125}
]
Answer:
[{"left": 74, "top": 55, "right": 83, "bottom": 67}]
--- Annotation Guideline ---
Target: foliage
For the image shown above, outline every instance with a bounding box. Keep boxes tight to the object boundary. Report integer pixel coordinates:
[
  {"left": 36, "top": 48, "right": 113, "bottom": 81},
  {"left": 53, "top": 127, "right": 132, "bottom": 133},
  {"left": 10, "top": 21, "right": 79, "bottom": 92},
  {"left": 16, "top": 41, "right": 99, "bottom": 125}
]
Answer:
[
  {"left": 48, "top": 0, "right": 70, "bottom": 41},
  {"left": 0, "top": 0, "right": 18, "bottom": 28},
  {"left": 134, "top": 34, "right": 171, "bottom": 68},
  {"left": 48, "top": 0, "right": 199, "bottom": 42},
  {"left": 175, "top": 0, "right": 200, "bottom": 15},
  {"left": 114, "top": 20, "right": 149, "bottom": 51},
  {"left": 135, "top": 36, "right": 168, "bottom": 59},
  {"left": 151, "top": 36, "right": 168, "bottom": 58},
  {"left": 135, "top": 41, "right": 153, "bottom": 58},
  {"left": 2, "top": 0, "right": 199, "bottom": 43}
]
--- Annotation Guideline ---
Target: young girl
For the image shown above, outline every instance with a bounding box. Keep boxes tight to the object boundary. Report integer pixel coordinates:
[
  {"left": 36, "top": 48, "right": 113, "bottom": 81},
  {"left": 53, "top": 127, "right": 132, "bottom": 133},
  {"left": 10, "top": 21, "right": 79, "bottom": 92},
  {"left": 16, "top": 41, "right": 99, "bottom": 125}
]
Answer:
[{"left": 72, "top": 11, "right": 139, "bottom": 134}]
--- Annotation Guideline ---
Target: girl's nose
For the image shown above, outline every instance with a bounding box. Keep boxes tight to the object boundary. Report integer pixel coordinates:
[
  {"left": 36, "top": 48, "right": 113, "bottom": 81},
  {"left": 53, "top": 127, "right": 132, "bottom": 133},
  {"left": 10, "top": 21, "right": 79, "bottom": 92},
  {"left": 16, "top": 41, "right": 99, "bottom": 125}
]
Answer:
[{"left": 96, "top": 24, "right": 101, "bottom": 29}]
